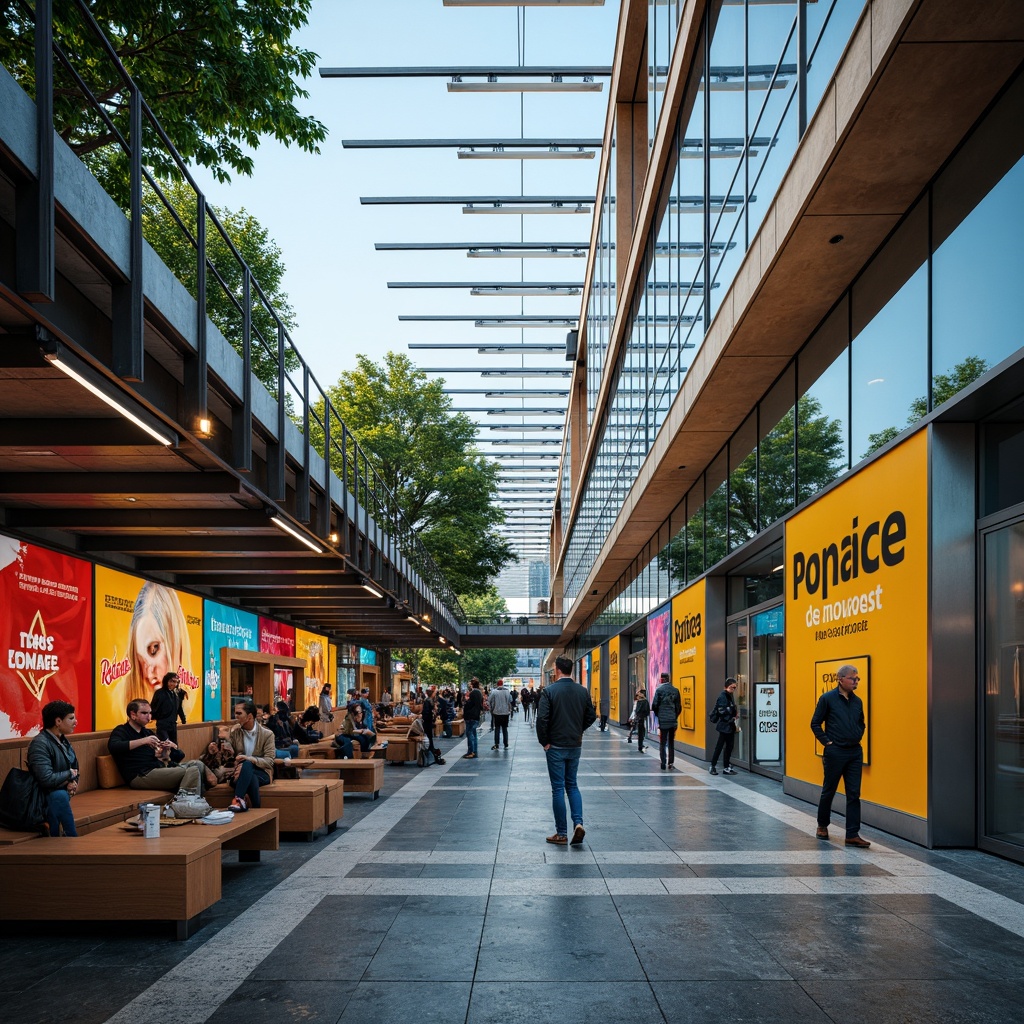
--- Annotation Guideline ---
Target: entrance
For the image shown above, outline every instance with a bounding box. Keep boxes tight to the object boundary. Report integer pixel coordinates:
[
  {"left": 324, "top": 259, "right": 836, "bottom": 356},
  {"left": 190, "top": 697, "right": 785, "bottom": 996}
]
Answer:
[
  {"left": 726, "top": 602, "right": 784, "bottom": 779},
  {"left": 980, "top": 515, "right": 1024, "bottom": 861}
]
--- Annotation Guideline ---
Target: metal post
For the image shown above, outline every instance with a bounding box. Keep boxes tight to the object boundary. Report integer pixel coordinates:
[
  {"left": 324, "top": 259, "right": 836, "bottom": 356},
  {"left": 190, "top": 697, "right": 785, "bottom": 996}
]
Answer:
[
  {"left": 232, "top": 265, "right": 253, "bottom": 471},
  {"left": 185, "top": 192, "right": 209, "bottom": 422},
  {"left": 797, "top": 0, "right": 807, "bottom": 138},
  {"left": 17, "top": 0, "right": 54, "bottom": 302},
  {"left": 113, "top": 84, "right": 144, "bottom": 381},
  {"left": 296, "top": 363, "right": 311, "bottom": 523},
  {"left": 268, "top": 323, "right": 286, "bottom": 501}
]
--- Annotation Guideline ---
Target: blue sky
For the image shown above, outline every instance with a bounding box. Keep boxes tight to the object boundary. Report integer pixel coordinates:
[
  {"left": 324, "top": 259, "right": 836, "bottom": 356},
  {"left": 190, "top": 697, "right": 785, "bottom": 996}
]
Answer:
[{"left": 193, "top": 0, "right": 621, "bottom": 390}]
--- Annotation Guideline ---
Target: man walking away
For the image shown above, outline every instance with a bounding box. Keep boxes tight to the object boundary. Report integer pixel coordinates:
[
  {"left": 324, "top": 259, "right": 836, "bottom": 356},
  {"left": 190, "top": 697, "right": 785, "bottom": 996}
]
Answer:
[
  {"left": 632, "top": 687, "right": 650, "bottom": 753},
  {"left": 489, "top": 679, "right": 512, "bottom": 749},
  {"left": 810, "top": 664, "right": 870, "bottom": 848},
  {"left": 462, "top": 678, "right": 484, "bottom": 759},
  {"left": 651, "top": 672, "right": 682, "bottom": 771},
  {"left": 709, "top": 677, "right": 740, "bottom": 776},
  {"left": 537, "top": 656, "right": 597, "bottom": 846}
]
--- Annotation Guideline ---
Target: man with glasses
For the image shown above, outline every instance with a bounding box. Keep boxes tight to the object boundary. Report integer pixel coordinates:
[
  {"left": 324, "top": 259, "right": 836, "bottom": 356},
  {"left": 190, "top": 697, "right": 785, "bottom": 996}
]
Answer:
[{"left": 810, "top": 664, "right": 870, "bottom": 848}]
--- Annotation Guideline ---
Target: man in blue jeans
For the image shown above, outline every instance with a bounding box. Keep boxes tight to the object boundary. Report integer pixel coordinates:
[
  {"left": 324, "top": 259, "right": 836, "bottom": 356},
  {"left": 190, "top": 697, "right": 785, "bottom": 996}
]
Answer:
[
  {"left": 537, "top": 655, "right": 597, "bottom": 846},
  {"left": 461, "top": 677, "right": 484, "bottom": 759}
]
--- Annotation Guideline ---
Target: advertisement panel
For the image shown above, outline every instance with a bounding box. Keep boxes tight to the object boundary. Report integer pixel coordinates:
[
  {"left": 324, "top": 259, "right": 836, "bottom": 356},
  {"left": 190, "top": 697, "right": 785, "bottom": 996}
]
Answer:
[
  {"left": 94, "top": 566, "right": 203, "bottom": 730},
  {"left": 754, "top": 681, "right": 782, "bottom": 761},
  {"left": 671, "top": 580, "right": 706, "bottom": 732},
  {"left": 259, "top": 616, "right": 296, "bottom": 705},
  {"left": 0, "top": 535, "right": 93, "bottom": 737},
  {"left": 296, "top": 628, "right": 328, "bottom": 711},
  {"left": 590, "top": 645, "right": 601, "bottom": 714},
  {"left": 203, "top": 601, "right": 258, "bottom": 721},
  {"left": 646, "top": 602, "right": 671, "bottom": 714},
  {"left": 608, "top": 634, "right": 621, "bottom": 723},
  {"left": 785, "top": 431, "right": 928, "bottom": 818}
]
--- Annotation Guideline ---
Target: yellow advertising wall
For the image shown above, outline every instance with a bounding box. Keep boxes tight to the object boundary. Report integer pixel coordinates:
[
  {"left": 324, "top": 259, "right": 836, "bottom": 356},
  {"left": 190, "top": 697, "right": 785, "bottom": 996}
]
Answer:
[
  {"left": 672, "top": 579, "right": 706, "bottom": 734},
  {"left": 296, "top": 627, "right": 328, "bottom": 711},
  {"left": 94, "top": 566, "right": 204, "bottom": 730},
  {"left": 591, "top": 645, "right": 601, "bottom": 713},
  {"left": 608, "top": 635, "right": 621, "bottom": 722},
  {"left": 784, "top": 431, "right": 928, "bottom": 819}
]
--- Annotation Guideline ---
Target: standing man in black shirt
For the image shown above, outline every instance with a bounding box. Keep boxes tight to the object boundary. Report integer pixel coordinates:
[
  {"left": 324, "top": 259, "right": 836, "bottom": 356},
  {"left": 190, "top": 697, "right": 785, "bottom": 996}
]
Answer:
[{"left": 810, "top": 664, "right": 870, "bottom": 848}]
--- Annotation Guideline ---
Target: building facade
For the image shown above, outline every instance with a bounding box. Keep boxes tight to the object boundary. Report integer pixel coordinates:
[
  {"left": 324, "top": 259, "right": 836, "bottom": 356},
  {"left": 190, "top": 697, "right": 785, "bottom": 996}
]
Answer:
[{"left": 552, "top": 0, "right": 1024, "bottom": 861}]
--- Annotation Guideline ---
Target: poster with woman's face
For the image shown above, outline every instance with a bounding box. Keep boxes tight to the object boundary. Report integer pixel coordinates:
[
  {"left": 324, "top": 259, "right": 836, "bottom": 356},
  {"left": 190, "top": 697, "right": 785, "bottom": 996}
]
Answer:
[
  {"left": 0, "top": 534, "right": 93, "bottom": 738},
  {"left": 296, "top": 628, "right": 327, "bottom": 713},
  {"left": 94, "top": 566, "right": 203, "bottom": 730},
  {"left": 647, "top": 603, "right": 672, "bottom": 709}
]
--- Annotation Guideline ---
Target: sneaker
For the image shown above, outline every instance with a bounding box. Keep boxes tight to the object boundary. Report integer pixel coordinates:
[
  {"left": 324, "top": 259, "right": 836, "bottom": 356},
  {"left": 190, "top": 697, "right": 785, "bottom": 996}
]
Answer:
[
  {"left": 491, "top": 745, "right": 498, "bottom": 750},
  {"left": 722, "top": 767, "right": 737, "bottom": 775},
  {"left": 709, "top": 766, "right": 719, "bottom": 775},
  {"left": 546, "top": 833, "right": 568, "bottom": 845},
  {"left": 570, "top": 824, "right": 586, "bottom": 846}
]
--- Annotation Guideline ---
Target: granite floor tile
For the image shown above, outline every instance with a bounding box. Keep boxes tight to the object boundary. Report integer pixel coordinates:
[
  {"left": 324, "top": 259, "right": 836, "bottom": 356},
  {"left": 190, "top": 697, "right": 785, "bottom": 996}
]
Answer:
[
  {"left": 467, "top": 981, "right": 664, "bottom": 1024},
  {"left": 651, "top": 980, "right": 831, "bottom": 1023},
  {"left": 207, "top": 980, "right": 359, "bottom": 1024}
]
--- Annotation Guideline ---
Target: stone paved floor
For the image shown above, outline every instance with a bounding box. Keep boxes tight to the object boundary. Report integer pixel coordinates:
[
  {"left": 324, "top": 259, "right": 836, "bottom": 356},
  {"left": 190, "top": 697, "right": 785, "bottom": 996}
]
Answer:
[{"left": 5, "top": 715, "right": 1024, "bottom": 1023}]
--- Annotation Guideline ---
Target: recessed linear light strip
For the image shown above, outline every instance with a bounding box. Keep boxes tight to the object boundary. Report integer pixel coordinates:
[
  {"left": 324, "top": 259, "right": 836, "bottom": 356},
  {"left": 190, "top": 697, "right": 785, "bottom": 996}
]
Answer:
[
  {"left": 44, "top": 352, "right": 176, "bottom": 447},
  {"left": 268, "top": 512, "right": 324, "bottom": 554}
]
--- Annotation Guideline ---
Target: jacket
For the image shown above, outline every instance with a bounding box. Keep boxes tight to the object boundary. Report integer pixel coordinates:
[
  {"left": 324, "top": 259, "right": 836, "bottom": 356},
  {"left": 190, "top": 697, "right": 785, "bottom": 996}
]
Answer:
[
  {"left": 27, "top": 729, "right": 78, "bottom": 792},
  {"left": 150, "top": 687, "right": 186, "bottom": 729},
  {"left": 634, "top": 696, "right": 650, "bottom": 722},
  {"left": 651, "top": 682, "right": 682, "bottom": 729},
  {"left": 463, "top": 689, "right": 484, "bottom": 721},
  {"left": 227, "top": 722, "right": 276, "bottom": 775},
  {"left": 488, "top": 686, "right": 512, "bottom": 716},
  {"left": 810, "top": 687, "right": 865, "bottom": 747},
  {"left": 712, "top": 689, "right": 738, "bottom": 734},
  {"left": 536, "top": 676, "right": 597, "bottom": 748}
]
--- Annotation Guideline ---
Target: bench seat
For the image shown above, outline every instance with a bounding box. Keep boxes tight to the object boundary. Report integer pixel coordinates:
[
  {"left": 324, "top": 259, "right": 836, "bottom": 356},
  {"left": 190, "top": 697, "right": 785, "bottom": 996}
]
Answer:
[
  {"left": 205, "top": 778, "right": 344, "bottom": 837},
  {"left": 0, "top": 807, "right": 279, "bottom": 939},
  {"left": 302, "top": 758, "right": 384, "bottom": 799}
]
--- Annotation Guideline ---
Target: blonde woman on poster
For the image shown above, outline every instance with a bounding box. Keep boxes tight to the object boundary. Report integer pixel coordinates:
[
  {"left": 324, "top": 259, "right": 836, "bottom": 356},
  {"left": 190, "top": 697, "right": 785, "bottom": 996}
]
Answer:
[{"left": 125, "top": 583, "right": 192, "bottom": 708}]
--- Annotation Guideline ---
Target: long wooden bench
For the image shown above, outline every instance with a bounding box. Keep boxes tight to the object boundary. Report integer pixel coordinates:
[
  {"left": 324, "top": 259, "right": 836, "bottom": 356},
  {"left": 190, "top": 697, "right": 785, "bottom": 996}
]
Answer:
[
  {"left": 300, "top": 753, "right": 384, "bottom": 799},
  {"left": 0, "top": 807, "right": 279, "bottom": 939}
]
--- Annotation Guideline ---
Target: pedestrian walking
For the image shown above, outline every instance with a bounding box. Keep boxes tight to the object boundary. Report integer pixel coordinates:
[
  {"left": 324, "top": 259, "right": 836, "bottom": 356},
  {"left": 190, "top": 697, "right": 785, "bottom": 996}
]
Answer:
[
  {"left": 810, "top": 664, "right": 870, "bottom": 847},
  {"left": 709, "top": 677, "right": 740, "bottom": 775},
  {"left": 536, "top": 655, "right": 596, "bottom": 846},
  {"left": 489, "top": 679, "right": 511, "bottom": 749},
  {"left": 651, "top": 672, "right": 681, "bottom": 771}
]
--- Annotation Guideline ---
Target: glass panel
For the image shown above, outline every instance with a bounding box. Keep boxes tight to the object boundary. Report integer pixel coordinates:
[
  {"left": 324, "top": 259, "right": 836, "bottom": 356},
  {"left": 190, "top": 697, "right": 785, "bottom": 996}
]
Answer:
[
  {"left": 799, "top": 296, "right": 850, "bottom": 498},
  {"left": 746, "top": 2, "right": 799, "bottom": 241},
  {"left": 983, "top": 522, "right": 1024, "bottom": 851},
  {"left": 686, "top": 475, "right": 706, "bottom": 581},
  {"left": 851, "top": 201, "right": 928, "bottom": 463},
  {"left": 729, "top": 411, "right": 759, "bottom": 549},
  {"left": 983, "top": 414, "right": 1024, "bottom": 518},
  {"left": 806, "top": 0, "right": 868, "bottom": 123},
  {"left": 933, "top": 153, "right": 1024, "bottom": 409},
  {"left": 759, "top": 364, "right": 796, "bottom": 529},
  {"left": 727, "top": 617, "right": 749, "bottom": 763},
  {"left": 706, "top": 449, "right": 729, "bottom": 570}
]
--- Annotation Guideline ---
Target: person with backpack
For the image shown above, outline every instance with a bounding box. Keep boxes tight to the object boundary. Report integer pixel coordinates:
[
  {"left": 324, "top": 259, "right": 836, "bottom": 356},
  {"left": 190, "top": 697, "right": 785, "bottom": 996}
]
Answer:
[
  {"left": 651, "top": 672, "right": 682, "bottom": 771},
  {"left": 709, "top": 677, "right": 740, "bottom": 775},
  {"left": 26, "top": 700, "right": 80, "bottom": 836},
  {"left": 628, "top": 687, "right": 650, "bottom": 753}
]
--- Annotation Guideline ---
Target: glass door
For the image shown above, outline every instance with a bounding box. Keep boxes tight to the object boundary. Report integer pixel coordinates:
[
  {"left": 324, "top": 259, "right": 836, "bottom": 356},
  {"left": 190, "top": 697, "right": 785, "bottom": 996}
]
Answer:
[
  {"left": 726, "top": 618, "right": 750, "bottom": 766},
  {"left": 981, "top": 518, "right": 1024, "bottom": 859},
  {"left": 750, "top": 605, "right": 784, "bottom": 779}
]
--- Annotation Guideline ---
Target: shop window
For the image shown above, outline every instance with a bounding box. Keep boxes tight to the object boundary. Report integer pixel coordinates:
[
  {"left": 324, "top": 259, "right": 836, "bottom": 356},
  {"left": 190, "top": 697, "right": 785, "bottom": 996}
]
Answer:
[
  {"left": 685, "top": 476, "right": 705, "bottom": 582},
  {"left": 705, "top": 449, "right": 729, "bottom": 569},
  {"left": 759, "top": 364, "right": 796, "bottom": 528},
  {"left": 851, "top": 200, "right": 928, "bottom": 462},
  {"left": 983, "top": 405, "right": 1024, "bottom": 517},
  {"left": 729, "top": 412, "right": 759, "bottom": 549}
]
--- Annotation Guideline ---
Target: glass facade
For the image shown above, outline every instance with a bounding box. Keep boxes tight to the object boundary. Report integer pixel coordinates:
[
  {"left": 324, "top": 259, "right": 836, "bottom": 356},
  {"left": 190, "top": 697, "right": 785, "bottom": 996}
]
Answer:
[
  {"left": 574, "top": 67, "right": 1024, "bottom": 646},
  {"left": 564, "top": 0, "right": 863, "bottom": 601}
]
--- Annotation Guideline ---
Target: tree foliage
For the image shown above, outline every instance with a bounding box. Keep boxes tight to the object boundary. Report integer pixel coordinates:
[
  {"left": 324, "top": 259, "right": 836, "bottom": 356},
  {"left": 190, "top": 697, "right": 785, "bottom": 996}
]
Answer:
[
  {"left": 0, "top": 0, "right": 326, "bottom": 195},
  {"left": 142, "top": 178, "right": 298, "bottom": 392},
  {"left": 319, "top": 353, "right": 517, "bottom": 596},
  {"left": 662, "top": 395, "right": 845, "bottom": 586},
  {"left": 862, "top": 356, "right": 989, "bottom": 459}
]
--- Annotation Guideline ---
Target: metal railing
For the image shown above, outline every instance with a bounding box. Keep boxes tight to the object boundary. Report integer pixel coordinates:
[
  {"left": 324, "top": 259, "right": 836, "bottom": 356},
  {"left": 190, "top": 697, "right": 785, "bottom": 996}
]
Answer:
[{"left": 8, "top": 0, "right": 466, "bottom": 623}]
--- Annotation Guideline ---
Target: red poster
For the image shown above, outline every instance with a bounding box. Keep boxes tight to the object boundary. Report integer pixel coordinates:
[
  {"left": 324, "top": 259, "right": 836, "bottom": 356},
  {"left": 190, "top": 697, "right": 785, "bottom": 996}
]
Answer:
[
  {"left": 260, "top": 617, "right": 296, "bottom": 704},
  {"left": 0, "top": 535, "right": 93, "bottom": 737}
]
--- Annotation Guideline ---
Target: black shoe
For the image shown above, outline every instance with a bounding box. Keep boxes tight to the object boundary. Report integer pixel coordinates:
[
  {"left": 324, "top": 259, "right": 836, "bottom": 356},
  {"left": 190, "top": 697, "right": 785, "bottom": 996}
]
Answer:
[
  {"left": 627, "top": 737, "right": 632, "bottom": 743},
  {"left": 660, "top": 764, "right": 666, "bottom": 771},
  {"left": 709, "top": 766, "right": 719, "bottom": 775},
  {"left": 722, "top": 766, "right": 737, "bottom": 775},
  {"left": 638, "top": 747, "right": 644, "bottom": 752},
  {"left": 491, "top": 745, "right": 498, "bottom": 750}
]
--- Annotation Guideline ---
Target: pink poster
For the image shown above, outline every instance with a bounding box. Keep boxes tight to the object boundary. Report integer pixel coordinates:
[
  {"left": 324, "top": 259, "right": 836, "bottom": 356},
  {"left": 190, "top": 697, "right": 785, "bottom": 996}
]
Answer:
[
  {"left": 0, "top": 534, "right": 93, "bottom": 737},
  {"left": 259, "top": 617, "right": 295, "bottom": 703}
]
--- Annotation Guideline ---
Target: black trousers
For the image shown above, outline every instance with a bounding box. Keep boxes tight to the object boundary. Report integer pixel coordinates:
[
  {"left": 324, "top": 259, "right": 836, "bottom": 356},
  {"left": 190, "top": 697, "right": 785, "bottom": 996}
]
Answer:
[
  {"left": 492, "top": 714, "right": 509, "bottom": 746},
  {"left": 636, "top": 719, "right": 646, "bottom": 751},
  {"left": 711, "top": 730, "right": 735, "bottom": 768},
  {"left": 659, "top": 726, "right": 677, "bottom": 766},
  {"left": 817, "top": 744, "right": 863, "bottom": 836}
]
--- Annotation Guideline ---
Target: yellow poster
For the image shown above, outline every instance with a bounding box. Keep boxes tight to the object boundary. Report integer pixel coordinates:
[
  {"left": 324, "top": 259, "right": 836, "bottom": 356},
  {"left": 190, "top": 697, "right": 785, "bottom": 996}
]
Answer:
[
  {"left": 672, "top": 579, "right": 706, "bottom": 732},
  {"left": 785, "top": 431, "right": 928, "bottom": 817},
  {"left": 296, "top": 627, "right": 327, "bottom": 711},
  {"left": 591, "top": 645, "right": 601, "bottom": 714},
  {"left": 608, "top": 634, "right": 621, "bottom": 722},
  {"left": 94, "top": 566, "right": 203, "bottom": 730},
  {"left": 329, "top": 643, "right": 337, "bottom": 695}
]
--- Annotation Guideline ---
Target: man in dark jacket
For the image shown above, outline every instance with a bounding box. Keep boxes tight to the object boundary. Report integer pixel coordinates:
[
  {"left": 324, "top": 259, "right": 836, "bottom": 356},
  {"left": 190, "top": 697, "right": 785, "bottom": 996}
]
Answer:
[
  {"left": 810, "top": 664, "right": 870, "bottom": 847},
  {"left": 462, "top": 678, "right": 484, "bottom": 758},
  {"left": 709, "top": 678, "right": 739, "bottom": 776},
  {"left": 651, "top": 672, "right": 682, "bottom": 771},
  {"left": 421, "top": 687, "right": 445, "bottom": 765},
  {"left": 27, "top": 700, "right": 80, "bottom": 836},
  {"left": 536, "top": 656, "right": 597, "bottom": 846}
]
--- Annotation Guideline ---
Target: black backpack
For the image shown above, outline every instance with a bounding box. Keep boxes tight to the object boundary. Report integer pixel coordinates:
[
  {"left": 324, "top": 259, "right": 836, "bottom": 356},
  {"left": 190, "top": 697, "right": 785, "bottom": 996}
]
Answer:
[{"left": 0, "top": 768, "right": 48, "bottom": 834}]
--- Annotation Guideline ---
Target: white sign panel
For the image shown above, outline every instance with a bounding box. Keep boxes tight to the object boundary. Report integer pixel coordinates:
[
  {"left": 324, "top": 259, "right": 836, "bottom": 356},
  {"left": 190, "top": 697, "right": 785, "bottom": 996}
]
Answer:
[{"left": 754, "top": 682, "right": 781, "bottom": 761}]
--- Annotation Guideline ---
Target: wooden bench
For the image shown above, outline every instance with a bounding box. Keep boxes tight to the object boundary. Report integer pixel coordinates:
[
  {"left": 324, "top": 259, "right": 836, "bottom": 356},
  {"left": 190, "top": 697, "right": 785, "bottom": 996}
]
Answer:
[
  {"left": 0, "top": 807, "right": 279, "bottom": 939},
  {"left": 302, "top": 757, "right": 384, "bottom": 799},
  {"left": 205, "top": 777, "right": 344, "bottom": 839}
]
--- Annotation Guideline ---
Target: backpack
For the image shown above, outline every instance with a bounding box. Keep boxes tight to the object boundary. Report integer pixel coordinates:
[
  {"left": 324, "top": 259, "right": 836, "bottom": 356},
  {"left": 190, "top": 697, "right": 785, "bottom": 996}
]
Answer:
[{"left": 0, "top": 768, "right": 48, "bottom": 834}]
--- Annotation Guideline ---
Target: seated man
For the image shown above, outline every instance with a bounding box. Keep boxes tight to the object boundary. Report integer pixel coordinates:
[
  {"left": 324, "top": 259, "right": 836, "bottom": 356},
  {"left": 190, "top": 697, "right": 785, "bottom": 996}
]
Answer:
[
  {"left": 27, "top": 699, "right": 80, "bottom": 836},
  {"left": 225, "top": 700, "right": 276, "bottom": 812},
  {"left": 341, "top": 703, "right": 377, "bottom": 752},
  {"left": 291, "top": 706, "right": 323, "bottom": 745},
  {"left": 108, "top": 700, "right": 204, "bottom": 793},
  {"left": 269, "top": 701, "right": 300, "bottom": 758}
]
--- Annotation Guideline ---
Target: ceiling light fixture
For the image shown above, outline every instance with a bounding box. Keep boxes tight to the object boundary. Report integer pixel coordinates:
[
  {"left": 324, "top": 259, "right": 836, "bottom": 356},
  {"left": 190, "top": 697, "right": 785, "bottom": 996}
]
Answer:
[
  {"left": 459, "top": 146, "right": 594, "bottom": 160},
  {"left": 266, "top": 510, "right": 324, "bottom": 554},
  {"left": 463, "top": 202, "right": 592, "bottom": 214}
]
